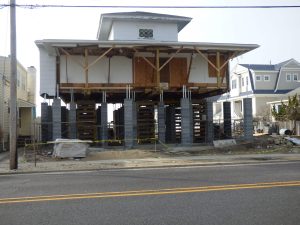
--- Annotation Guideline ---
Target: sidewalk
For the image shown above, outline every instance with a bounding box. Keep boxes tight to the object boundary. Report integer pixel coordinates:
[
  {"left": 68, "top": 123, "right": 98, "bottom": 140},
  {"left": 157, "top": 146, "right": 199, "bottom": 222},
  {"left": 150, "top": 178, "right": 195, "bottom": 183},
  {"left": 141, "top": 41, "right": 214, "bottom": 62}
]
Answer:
[{"left": 1, "top": 150, "right": 300, "bottom": 175}]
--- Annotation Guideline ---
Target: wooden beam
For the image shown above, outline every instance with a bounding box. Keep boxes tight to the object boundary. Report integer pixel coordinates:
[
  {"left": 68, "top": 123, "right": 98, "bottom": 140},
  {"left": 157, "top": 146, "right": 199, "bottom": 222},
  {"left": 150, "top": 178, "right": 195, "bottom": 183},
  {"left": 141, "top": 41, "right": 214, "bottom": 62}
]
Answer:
[
  {"left": 194, "top": 48, "right": 220, "bottom": 73},
  {"left": 133, "top": 48, "right": 156, "bottom": 70},
  {"left": 158, "top": 47, "right": 183, "bottom": 71},
  {"left": 59, "top": 48, "right": 84, "bottom": 68},
  {"left": 187, "top": 53, "right": 194, "bottom": 83},
  {"left": 84, "top": 48, "right": 89, "bottom": 88},
  {"left": 220, "top": 51, "right": 237, "bottom": 84},
  {"left": 156, "top": 48, "right": 160, "bottom": 87},
  {"left": 85, "top": 47, "right": 113, "bottom": 70},
  {"left": 216, "top": 52, "right": 221, "bottom": 88}
]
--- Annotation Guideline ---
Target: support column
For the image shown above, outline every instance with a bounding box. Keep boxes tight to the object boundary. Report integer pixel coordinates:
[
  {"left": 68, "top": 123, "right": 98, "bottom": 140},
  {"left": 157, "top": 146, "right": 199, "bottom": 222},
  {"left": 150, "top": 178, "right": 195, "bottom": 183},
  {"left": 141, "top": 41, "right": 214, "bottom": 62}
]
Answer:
[
  {"left": 205, "top": 101, "right": 214, "bottom": 143},
  {"left": 101, "top": 102, "right": 108, "bottom": 146},
  {"left": 158, "top": 102, "right": 166, "bottom": 143},
  {"left": 166, "top": 105, "right": 176, "bottom": 143},
  {"left": 69, "top": 102, "right": 77, "bottom": 139},
  {"left": 124, "top": 99, "right": 136, "bottom": 148},
  {"left": 41, "top": 102, "right": 49, "bottom": 142},
  {"left": 181, "top": 98, "right": 193, "bottom": 145},
  {"left": 243, "top": 98, "right": 253, "bottom": 141},
  {"left": 52, "top": 98, "right": 61, "bottom": 140},
  {"left": 223, "top": 101, "right": 232, "bottom": 138}
]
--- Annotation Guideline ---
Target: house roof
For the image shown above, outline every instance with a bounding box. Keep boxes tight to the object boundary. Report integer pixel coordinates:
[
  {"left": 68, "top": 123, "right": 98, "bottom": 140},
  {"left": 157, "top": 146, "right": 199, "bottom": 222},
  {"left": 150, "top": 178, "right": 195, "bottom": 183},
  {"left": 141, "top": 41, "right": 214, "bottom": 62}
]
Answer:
[
  {"left": 35, "top": 39, "right": 259, "bottom": 57},
  {"left": 239, "top": 64, "right": 275, "bottom": 71},
  {"left": 97, "top": 11, "right": 192, "bottom": 40},
  {"left": 240, "top": 58, "right": 298, "bottom": 71}
]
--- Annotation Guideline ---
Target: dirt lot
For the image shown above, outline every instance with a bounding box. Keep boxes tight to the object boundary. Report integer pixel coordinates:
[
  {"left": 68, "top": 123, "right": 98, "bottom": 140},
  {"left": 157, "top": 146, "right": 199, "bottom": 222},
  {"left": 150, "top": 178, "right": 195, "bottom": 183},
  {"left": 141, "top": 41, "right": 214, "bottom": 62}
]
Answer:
[{"left": 21, "top": 134, "right": 300, "bottom": 163}]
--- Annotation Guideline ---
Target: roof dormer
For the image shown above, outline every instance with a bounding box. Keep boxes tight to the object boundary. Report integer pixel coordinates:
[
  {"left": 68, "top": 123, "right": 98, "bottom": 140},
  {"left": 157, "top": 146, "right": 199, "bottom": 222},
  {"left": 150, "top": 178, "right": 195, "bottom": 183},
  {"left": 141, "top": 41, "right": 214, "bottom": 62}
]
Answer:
[{"left": 97, "top": 11, "right": 192, "bottom": 42}]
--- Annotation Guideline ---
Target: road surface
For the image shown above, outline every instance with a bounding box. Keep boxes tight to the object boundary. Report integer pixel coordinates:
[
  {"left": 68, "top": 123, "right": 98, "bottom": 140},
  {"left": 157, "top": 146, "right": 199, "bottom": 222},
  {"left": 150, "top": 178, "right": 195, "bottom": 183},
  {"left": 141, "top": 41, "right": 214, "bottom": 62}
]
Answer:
[{"left": 0, "top": 161, "right": 299, "bottom": 225}]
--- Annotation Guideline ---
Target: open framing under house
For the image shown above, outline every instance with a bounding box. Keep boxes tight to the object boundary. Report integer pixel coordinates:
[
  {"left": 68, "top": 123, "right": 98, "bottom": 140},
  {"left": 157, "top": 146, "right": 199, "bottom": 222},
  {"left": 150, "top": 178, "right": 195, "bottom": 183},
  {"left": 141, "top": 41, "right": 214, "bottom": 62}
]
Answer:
[{"left": 36, "top": 11, "right": 258, "bottom": 147}]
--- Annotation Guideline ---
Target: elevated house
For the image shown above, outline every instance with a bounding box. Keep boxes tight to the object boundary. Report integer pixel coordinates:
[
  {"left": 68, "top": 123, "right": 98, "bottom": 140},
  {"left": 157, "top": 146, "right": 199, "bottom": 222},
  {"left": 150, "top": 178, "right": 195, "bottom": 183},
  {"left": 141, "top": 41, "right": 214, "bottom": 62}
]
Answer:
[
  {"left": 0, "top": 56, "right": 36, "bottom": 151},
  {"left": 215, "top": 58, "right": 300, "bottom": 132},
  {"left": 36, "top": 11, "right": 258, "bottom": 146}
]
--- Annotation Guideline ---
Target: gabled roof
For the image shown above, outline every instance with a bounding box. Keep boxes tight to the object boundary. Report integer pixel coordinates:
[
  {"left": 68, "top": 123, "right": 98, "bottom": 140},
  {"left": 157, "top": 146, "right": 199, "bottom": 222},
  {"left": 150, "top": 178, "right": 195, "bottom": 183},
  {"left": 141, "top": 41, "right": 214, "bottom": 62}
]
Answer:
[
  {"left": 240, "top": 58, "right": 299, "bottom": 72},
  {"left": 240, "top": 64, "right": 275, "bottom": 71},
  {"left": 97, "top": 11, "right": 192, "bottom": 40}
]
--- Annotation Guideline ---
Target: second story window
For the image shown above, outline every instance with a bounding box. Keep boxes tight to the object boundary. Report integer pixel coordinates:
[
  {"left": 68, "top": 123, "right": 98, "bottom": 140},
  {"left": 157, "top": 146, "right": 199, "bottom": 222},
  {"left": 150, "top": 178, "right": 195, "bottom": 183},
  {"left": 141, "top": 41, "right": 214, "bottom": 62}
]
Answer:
[
  {"left": 293, "top": 73, "right": 298, "bottom": 81},
  {"left": 246, "top": 77, "right": 249, "bottom": 86},
  {"left": 256, "top": 75, "right": 261, "bottom": 81},
  {"left": 241, "top": 77, "right": 244, "bottom": 87},
  {"left": 264, "top": 75, "right": 270, "bottom": 81},
  {"left": 232, "top": 79, "right": 237, "bottom": 89},
  {"left": 139, "top": 29, "right": 153, "bottom": 39},
  {"left": 287, "top": 73, "right": 291, "bottom": 81}
]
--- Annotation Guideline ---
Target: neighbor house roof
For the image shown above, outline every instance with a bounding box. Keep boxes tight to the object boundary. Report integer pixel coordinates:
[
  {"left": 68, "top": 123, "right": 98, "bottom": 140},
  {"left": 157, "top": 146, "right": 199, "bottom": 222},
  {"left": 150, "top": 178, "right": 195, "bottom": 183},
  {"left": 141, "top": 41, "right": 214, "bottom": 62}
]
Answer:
[
  {"left": 240, "top": 58, "right": 297, "bottom": 71},
  {"left": 97, "top": 11, "right": 192, "bottom": 40}
]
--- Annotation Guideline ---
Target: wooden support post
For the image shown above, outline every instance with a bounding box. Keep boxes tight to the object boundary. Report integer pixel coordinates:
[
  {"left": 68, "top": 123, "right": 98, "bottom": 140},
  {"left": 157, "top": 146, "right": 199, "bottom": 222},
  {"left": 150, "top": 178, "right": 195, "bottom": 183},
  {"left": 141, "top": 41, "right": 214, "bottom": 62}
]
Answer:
[
  {"left": 156, "top": 48, "right": 160, "bottom": 88},
  {"left": 216, "top": 52, "right": 221, "bottom": 88},
  {"left": 84, "top": 48, "right": 89, "bottom": 89}
]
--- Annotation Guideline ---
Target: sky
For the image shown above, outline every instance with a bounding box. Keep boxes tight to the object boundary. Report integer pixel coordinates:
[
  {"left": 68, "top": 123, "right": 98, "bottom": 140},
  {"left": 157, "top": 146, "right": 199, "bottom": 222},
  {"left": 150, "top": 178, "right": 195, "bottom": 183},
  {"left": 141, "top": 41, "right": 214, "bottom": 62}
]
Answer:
[{"left": 0, "top": 0, "right": 300, "bottom": 115}]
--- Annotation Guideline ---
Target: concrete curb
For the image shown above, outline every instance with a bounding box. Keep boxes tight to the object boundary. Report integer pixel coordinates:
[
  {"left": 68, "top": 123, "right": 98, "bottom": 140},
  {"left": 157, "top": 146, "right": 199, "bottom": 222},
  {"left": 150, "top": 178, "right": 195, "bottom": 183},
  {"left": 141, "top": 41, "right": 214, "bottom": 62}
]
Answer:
[{"left": 1, "top": 155, "right": 300, "bottom": 175}]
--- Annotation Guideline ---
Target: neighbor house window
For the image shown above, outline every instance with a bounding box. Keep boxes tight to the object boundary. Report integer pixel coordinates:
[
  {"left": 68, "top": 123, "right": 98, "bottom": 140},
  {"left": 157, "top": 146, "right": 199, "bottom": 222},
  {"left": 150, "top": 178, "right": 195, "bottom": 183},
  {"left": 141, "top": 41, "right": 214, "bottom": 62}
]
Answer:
[
  {"left": 286, "top": 73, "right": 291, "bottom": 81},
  {"left": 264, "top": 75, "right": 270, "bottom": 81},
  {"left": 256, "top": 75, "right": 261, "bottom": 81},
  {"left": 232, "top": 79, "right": 237, "bottom": 89},
  {"left": 139, "top": 29, "right": 153, "bottom": 39},
  {"left": 293, "top": 73, "right": 298, "bottom": 81}
]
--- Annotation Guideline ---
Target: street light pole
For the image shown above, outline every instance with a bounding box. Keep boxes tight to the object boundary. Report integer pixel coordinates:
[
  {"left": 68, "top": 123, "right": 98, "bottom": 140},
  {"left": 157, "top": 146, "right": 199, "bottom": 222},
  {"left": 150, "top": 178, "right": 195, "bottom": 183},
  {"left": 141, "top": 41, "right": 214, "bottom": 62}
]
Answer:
[{"left": 10, "top": 0, "right": 18, "bottom": 170}]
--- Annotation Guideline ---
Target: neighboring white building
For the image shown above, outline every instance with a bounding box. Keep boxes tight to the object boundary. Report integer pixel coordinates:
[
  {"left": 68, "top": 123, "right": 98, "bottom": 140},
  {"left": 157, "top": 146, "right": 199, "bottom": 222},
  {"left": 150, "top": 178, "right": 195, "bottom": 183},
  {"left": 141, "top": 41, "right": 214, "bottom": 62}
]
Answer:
[
  {"left": 214, "top": 58, "right": 300, "bottom": 123},
  {"left": 0, "top": 56, "right": 36, "bottom": 151}
]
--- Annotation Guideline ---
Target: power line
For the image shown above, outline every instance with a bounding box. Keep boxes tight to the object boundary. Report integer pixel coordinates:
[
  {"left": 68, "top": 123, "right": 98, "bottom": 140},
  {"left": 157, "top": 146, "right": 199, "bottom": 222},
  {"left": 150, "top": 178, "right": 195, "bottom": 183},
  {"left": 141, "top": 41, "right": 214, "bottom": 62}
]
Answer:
[{"left": 1, "top": 4, "right": 300, "bottom": 9}]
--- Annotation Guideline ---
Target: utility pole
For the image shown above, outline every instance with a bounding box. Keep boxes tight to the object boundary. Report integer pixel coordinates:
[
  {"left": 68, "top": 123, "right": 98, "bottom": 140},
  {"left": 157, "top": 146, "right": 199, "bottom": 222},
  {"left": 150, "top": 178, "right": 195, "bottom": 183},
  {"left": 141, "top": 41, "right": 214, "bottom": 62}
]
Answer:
[{"left": 10, "top": 0, "right": 17, "bottom": 170}]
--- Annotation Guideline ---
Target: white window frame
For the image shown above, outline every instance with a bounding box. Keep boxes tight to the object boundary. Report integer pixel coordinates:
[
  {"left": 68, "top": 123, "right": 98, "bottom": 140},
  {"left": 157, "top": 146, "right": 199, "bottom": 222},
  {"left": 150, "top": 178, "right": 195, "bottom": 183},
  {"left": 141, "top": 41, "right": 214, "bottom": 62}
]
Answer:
[
  {"left": 293, "top": 73, "right": 298, "bottom": 81},
  {"left": 232, "top": 79, "right": 237, "bottom": 89},
  {"left": 286, "top": 73, "right": 291, "bottom": 81},
  {"left": 256, "top": 75, "right": 261, "bottom": 81},
  {"left": 264, "top": 75, "right": 270, "bottom": 81}
]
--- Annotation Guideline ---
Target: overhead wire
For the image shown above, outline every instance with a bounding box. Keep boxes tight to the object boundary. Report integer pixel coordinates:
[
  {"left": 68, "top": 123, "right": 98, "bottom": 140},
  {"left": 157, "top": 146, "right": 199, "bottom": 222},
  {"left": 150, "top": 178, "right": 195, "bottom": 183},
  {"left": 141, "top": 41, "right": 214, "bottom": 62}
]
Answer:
[{"left": 1, "top": 4, "right": 300, "bottom": 9}]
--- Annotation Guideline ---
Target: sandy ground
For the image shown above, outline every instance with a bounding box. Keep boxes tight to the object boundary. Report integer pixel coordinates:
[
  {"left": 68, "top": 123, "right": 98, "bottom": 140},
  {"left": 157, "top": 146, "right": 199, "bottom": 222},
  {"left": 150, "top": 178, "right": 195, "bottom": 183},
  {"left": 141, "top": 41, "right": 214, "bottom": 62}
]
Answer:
[{"left": 1, "top": 134, "right": 300, "bottom": 174}]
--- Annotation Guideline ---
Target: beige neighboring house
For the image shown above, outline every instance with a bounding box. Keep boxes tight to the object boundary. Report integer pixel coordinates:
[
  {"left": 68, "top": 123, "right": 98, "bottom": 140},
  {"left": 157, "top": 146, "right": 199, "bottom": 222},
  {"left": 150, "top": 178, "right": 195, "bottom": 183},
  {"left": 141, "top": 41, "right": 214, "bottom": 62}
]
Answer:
[
  {"left": 214, "top": 58, "right": 300, "bottom": 130},
  {"left": 0, "top": 56, "right": 36, "bottom": 151}
]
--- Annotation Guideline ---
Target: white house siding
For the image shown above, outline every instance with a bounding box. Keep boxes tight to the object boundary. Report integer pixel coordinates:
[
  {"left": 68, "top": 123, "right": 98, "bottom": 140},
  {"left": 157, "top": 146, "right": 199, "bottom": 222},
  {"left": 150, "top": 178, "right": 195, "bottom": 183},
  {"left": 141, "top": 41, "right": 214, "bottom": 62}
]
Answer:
[
  {"left": 109, "top": 21, "right": 178, "bottom": 41},
  {"left": 189, "top": 55, "right": 217, "bottom": 83},
  {"left": 254, "top": 96, "right": 280, "bottom": 118},
  {"left": 0, "top": 78, "right": 10, "bottom": 144},
  {"left": 110, "top": 56, "right": 133, "bottom": 83},
  {"left": 40, "top": 47, "right": 56, "bottom": 96},
  {"left": 60, "top": 56, "right": 133, "bottom": 84},
  {"left": 253, "top": 71, "right": 278, "bottom": 90},
  {"left": 27, "top": 67, "right": 36, "bottom": 103},
  {"left": 276, "top": 69, "right": 300, "bottom": 90}
]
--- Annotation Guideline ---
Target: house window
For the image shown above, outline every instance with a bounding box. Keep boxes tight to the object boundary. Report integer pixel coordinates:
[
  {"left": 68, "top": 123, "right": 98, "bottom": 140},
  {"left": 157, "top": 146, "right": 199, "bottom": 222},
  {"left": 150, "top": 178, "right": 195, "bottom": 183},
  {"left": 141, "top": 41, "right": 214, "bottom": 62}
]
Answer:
[
  {"left": 246, "top": 77, "right": 249, "bottom": 86},
  {"left": 286, "top": 73, "right": 291, "bottom": 81},
  {"left": 293, "top": 73, "right": 298, "bottom": 81},
  {"left": 139, "top": 29, "right": 153, "bottom": 39},
  {"left": 256, "top": 75, "right": 261, "bottom": 81},
  {"left": 232, "top": 79, "right": 237, "bottom": 89},
  {"left": 241, "top": 77, "right": 244, "bottom": 87},
  {"left": 17, "top": 71, "right": 21, "bottom": 87},
  {"left": 264, "top": 75, "right": 270, "bottom": 81}
]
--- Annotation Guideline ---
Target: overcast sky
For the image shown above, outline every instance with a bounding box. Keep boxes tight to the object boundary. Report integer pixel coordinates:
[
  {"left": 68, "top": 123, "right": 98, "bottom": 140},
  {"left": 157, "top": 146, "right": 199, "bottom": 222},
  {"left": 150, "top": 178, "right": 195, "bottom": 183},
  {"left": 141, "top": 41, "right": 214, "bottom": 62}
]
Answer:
[{"left": 1, "top": 0, "right": 300, "bottom": 68}]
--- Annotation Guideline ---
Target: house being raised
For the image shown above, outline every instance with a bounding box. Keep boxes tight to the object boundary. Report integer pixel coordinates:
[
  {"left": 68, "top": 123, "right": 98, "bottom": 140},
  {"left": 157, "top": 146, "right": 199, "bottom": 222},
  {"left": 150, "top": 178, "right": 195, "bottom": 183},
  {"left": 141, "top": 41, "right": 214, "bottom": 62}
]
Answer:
[
  {"left": 0, "top": 56, "right": 36, "bottom": 151},
  {"left": 36, "top": 11, "right": 258, "bottom": 146},
  {"left": 214, "top": 58, "right": 300, "bottom": 132}
]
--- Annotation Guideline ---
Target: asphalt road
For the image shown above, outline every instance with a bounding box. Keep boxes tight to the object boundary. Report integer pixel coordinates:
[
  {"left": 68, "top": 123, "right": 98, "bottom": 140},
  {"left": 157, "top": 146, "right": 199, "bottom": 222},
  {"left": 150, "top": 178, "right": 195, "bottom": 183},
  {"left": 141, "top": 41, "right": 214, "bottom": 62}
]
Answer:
[{"left": 0, "top": 161, "right": 299, "bottom": 225}]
